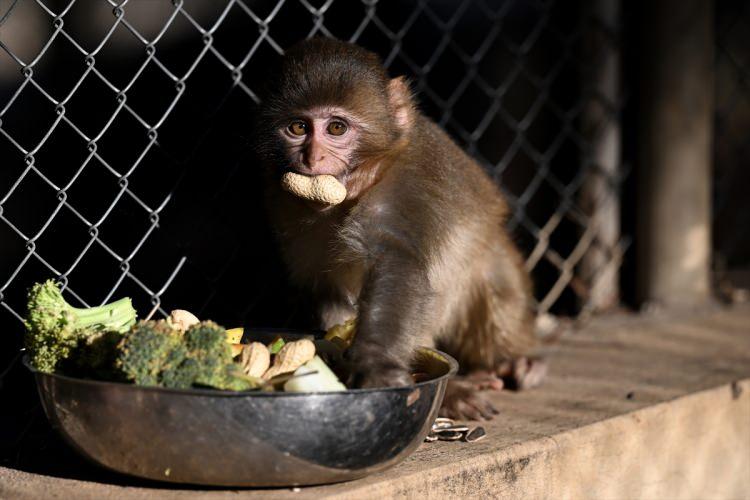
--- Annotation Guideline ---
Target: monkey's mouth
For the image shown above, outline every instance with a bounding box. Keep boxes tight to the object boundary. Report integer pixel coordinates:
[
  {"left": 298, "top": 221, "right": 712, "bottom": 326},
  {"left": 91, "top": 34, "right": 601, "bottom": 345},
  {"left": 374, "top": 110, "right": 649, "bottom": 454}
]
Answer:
[{"left": 287, "top": 165, "right": 347, "bottom": 182}]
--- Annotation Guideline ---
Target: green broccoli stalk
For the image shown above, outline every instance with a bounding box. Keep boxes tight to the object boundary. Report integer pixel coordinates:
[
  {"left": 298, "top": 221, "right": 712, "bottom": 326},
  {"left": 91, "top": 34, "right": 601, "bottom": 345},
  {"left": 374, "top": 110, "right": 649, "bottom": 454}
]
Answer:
[{"left": 24, "top": 280, "right": 137, "bottom": 373}]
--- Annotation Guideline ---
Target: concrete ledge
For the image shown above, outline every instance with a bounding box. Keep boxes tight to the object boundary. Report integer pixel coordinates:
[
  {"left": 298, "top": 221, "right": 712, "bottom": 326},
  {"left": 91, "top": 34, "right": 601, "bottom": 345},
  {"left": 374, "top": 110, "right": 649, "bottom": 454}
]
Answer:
[{"left": 2, "top": 306, "right": 749, "bottom": 499}]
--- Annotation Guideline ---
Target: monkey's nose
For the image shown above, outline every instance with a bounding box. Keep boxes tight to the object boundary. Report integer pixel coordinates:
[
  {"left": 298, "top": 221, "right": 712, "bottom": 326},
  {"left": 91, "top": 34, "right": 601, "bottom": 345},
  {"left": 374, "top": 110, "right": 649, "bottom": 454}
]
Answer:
[
  {"left": 305, "top": 147, "right": 325, "bottom": 165},
  {"left": 304, "top": 151, "right": 329, "bottom": 174},
  {"left": 309, "top": 156, "right": 327, "bottom": 170}
]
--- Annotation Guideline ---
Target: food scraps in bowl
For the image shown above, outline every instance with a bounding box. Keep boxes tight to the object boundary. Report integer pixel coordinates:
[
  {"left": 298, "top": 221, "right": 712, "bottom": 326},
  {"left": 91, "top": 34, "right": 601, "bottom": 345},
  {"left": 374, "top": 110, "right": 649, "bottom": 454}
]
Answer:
[{"left": 21, "top": 279, "right": 368, "bottom": 393}]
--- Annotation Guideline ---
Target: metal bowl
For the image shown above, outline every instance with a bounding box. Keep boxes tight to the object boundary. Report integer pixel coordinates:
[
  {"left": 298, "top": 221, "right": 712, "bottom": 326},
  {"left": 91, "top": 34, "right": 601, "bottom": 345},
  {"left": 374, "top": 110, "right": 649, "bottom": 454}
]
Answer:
[{"left": 26, "top": 338, "right": 456, "bottom": 487}]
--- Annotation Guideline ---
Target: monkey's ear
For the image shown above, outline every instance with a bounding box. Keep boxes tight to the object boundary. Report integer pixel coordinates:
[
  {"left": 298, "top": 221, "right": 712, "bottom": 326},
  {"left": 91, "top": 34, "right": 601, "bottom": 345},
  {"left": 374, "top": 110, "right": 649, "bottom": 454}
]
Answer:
[{"left": 387, "top": 76, "right": 415, "bottom": 132}]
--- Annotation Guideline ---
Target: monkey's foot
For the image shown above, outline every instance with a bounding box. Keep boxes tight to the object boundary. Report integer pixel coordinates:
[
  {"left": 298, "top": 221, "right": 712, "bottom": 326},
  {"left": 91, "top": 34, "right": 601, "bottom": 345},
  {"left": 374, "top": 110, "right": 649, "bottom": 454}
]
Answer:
[
  {"left": 439, "top": 378, "right": 500, "bottom": 421},
  {"left": 496, "top": 356, "right": 548, "bottom": 391},
  {"left": 465, "top": 369, "right": 505, "bottom": 391}
]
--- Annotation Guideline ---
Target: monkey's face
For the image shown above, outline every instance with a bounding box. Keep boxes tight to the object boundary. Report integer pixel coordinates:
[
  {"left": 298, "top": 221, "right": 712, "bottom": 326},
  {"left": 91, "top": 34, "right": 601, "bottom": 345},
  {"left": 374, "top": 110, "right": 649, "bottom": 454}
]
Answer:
[
  {"left": 279, "top": 106, "right": 361, "bottom": 180},
  {"left": 256, "top": 38, "right": 415, "bottom": 205}
]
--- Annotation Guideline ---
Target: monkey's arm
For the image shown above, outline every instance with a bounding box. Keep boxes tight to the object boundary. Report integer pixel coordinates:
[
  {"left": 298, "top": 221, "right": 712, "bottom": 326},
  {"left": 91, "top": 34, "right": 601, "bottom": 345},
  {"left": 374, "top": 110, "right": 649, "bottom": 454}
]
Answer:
[{"left": 348, "top": 247, "right": 435, "bottom": 388}]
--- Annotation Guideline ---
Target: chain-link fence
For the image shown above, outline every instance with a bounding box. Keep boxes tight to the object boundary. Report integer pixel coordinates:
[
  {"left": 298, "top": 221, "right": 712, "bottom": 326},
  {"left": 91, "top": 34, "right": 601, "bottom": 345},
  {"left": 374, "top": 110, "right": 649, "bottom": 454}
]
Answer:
[
  {"left": 0, "top": 0, "right": 626, "bottom": 342},
  {"left": 0, "top": 1, "right": 628, "bottom": 473},
  {"left": 714, "top": 0, "right": 750, "bottom": 297}
]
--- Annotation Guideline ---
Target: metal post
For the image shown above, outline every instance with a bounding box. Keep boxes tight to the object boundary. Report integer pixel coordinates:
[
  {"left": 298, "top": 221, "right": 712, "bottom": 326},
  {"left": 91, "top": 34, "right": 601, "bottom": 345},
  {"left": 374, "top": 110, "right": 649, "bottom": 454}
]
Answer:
[
  {"left": 636, "top": 0, "right": 714, "bottom": 307},
  {"left": 580, "top": 0, "right": 622, "bottom": 312}
]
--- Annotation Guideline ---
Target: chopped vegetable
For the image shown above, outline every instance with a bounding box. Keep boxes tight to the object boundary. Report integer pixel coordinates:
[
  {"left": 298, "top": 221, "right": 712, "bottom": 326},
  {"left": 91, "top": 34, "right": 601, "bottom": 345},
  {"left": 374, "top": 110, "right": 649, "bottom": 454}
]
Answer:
[
  {"left": 325, "top": 318, "right": 356, "bottom": 348},
  {"left": 23, "top": 280, "right": 368, "bottom": 393},
  {"left": 116, "top": 320, "right": 190, "bottom": 388},
  {"left": 226, "top": 327, "right": 244, "bottom": 344},
  {"left": 116, "top": 320, "right": 258, "bottom": 391},
  {"left": 268, "top": 337, "right": 285, "bottom": 355},
  {"left": 284, "top": 356, "right": 346, "bottom": 392},
  {"left": 24, "top": 280, "right": 136, "bottom": 373},
  {"left": 70, "top": 329, "right": 125, "bottom": 380},
  {"left": 183, "top": 321, "right": 257, "bottom": 391}
]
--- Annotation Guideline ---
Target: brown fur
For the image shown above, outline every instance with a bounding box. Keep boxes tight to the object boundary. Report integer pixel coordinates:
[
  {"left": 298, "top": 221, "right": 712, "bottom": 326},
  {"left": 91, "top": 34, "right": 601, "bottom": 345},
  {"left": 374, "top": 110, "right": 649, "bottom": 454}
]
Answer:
[{"left": 257, "top": 38, "right": 537, "bottom": 394}]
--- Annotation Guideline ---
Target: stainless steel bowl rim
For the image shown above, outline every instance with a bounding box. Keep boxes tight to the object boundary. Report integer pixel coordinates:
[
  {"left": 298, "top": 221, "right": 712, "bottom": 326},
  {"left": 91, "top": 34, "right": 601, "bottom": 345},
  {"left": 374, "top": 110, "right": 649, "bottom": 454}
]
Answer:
[{"left": 22, "top": 346, "right": 458, "bottom": 398}]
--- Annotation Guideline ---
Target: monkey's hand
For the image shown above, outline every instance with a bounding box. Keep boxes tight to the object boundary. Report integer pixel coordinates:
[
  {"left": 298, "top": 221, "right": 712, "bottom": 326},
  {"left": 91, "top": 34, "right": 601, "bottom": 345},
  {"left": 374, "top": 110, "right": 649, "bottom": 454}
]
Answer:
[
  {"left": 281, "top": 172, "right": 347, "bottom": 205},
  {"left": 347, "top": 354, "right": 414, "bottom": 389},
  {"left": 357, "top": 370, "right": 414, "bottom": 389}
]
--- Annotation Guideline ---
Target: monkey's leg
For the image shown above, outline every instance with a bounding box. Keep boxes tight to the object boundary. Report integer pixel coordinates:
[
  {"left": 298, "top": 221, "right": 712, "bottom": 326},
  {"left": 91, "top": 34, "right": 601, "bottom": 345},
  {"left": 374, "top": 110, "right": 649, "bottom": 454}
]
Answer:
[
  {"left": 438, "top": 368, "right": 507, "bottom": 421},
  {"left": 439, "top": 277, "right": 544, "bottom": 419},
  {"left": 439, "top": 361, "right": 547, "bottom": 421},
  {"left": 465, "top": 369, "right": 505, "bottom": 390},
  {"left": 439, "top": 377, "right": 500, "bottom": 421}
]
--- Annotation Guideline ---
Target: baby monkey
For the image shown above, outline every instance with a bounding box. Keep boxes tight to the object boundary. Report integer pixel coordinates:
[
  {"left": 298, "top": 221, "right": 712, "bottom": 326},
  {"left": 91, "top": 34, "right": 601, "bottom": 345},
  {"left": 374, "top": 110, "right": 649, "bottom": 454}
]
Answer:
[{"left": 256, "top": 38, "right": 545, "bottom": 420}]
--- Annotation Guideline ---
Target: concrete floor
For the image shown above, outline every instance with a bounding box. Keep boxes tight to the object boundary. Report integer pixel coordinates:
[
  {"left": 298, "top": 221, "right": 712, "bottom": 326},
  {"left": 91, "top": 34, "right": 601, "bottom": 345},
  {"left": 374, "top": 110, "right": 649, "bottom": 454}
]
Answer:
[{"left": 2, "top": 305, "right": 749, "bottom": 499}]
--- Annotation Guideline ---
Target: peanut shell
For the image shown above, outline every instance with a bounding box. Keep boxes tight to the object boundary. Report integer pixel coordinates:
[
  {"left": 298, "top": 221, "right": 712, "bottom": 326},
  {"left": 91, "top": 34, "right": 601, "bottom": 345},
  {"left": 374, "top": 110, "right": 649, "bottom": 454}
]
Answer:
[
  {"left": 263, "top": 338, "right": 316, "bottom": 380},
  {"left": 168, "top": 309, "right": 200, "bottom": 332},
  {"left": 281, "top": 172, "right": 347, "bottom": 205},
  {"left": 241, "top": 342, "right": 271, "bottom": 378}
]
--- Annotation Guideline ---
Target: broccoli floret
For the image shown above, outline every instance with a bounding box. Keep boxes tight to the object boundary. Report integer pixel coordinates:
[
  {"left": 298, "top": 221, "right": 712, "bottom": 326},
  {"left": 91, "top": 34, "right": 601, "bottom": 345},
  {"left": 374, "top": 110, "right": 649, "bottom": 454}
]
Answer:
[
  {"left": 116, "top": 320, "right": 255, "bottom": 391},
  {"left": 160, "top": 357, "right": 200, "bottom": 389},
  {"left": 116, "top": 320, "right": 188, "bottom": 387},
  {"left": 219, "top": 369, "right": 258, "bottom": 391},
  {"left": 24, "top": 280, "right": 137, "bottom": 373},
  {"left": 183, "top": 321, "right": 255, "bottom": 391},
  {"left": 65, "top": 330, "right": 125, "bottom": 380}
]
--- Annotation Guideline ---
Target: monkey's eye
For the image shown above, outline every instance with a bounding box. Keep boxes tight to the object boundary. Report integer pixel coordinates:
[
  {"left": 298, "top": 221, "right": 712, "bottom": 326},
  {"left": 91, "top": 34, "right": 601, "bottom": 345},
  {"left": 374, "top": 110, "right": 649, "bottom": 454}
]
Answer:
[
  {"left": 288, "top": 121, "right": 308, "bottom": 136},
  {"left": 327, "top": 121, "right": 348, "bottom": 136}
]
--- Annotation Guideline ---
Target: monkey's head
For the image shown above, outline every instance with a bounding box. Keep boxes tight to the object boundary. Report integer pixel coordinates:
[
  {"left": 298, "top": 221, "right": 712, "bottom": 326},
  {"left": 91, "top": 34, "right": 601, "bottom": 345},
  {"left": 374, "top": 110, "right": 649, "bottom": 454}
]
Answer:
[{"left": 256, "top": 38, "right": 414, "bottom": 201}]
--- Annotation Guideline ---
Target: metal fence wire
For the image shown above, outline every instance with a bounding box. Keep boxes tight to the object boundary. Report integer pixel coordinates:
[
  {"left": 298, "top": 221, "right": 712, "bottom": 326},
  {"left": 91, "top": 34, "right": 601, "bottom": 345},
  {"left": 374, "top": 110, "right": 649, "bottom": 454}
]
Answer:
[{"left": 0, "top": 0, "right": 626, "bottom": 346}]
